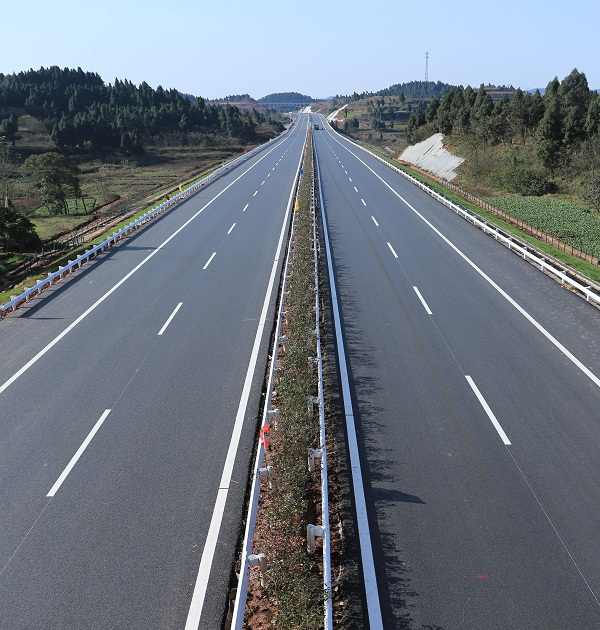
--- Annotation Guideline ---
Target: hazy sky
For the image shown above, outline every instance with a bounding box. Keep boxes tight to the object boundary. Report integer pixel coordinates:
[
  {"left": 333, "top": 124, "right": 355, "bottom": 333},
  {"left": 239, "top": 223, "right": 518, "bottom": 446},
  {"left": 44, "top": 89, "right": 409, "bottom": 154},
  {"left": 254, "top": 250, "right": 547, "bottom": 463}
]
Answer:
[{"left": 2, "top": 0, "right": 599, "bottom": 99}]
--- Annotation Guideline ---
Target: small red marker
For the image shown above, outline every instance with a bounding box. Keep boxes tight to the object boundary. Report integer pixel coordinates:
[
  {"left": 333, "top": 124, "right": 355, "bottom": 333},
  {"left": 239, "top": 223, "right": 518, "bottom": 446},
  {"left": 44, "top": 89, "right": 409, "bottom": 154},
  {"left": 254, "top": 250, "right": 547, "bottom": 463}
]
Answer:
[{"left": 477, "top": 574, "right": 486, "bottom": 580}]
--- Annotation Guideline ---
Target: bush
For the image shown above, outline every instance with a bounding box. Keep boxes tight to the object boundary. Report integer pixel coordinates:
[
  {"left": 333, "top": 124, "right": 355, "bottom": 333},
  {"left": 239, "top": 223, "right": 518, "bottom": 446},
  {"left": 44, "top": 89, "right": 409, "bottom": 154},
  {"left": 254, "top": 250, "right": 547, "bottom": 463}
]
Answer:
[
  {"left": 491, "top": 165, "right": 550, "bottom": 196},
  {"left": 489, "top": 165, "right": 549, "bottom": 196}
]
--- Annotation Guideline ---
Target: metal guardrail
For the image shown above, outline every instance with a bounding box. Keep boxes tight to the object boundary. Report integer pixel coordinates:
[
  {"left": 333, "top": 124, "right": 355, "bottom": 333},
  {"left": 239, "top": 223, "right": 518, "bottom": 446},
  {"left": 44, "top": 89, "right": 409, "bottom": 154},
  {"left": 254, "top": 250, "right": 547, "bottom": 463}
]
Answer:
[
  {"left": 325, "top": 119, "right": 600, "bottom": 309},
  {"left": 0, "top": 132, "right": 288, "bottom": 319},
  {"left": 231, "top": 128, "right": 332, "bottom": 629},
  {"left": 311, "top": 140, "right": 333, "bottom": 628}
]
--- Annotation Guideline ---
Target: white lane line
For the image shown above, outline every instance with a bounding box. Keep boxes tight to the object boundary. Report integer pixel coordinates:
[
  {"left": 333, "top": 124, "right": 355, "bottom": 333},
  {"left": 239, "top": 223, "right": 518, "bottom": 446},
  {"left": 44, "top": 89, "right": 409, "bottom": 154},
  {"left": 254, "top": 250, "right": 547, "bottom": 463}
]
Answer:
[
  {"left": 267, "top": 173, "right": 271, "bottom": 177},
  {"left": 158, "top": 302, "right": 183, "bottom": 336},
  {"left": 185, "top": 133, "right": 306, "bottom": 630},
  {"left": 47, "top": 409, "right": 111, "bottom": 497},
  {"left": 349, "top": 177, "right": 352, "bottom": 182},
  {"left": 345, "top": 170, "right": 348, "bottom": 174},
  {"left": 203, "top": 252, "right": 217, "bottom": 269},
  {"left": 227, "top": 223, "right": 236, "bottom": 235},
  {"left": 328, "top": 132, "right": 600, "bottom": 391},
  {"left": 413, "top": 286, "right": 432, "bottom": 315},
  {"left": 242, "top": 204, "right": 249, "bottom": 212},
  {"left": 354, "top": 186, "right": 358, "bottom": 193},
  {"left": 253, "top": 191, "right": 258, "bottom": 196},
  {"left": 465, "top": 376, "right": 511, "bottom": 445},
  {"left": 371, "top": 216, "right": 379, "bottom": 227},
  {"left": 0, "top": 136, "right": 289, "bottom": 398},
  {"left": 387, "top": 242, "right": 398, "bottom": 258},
  {"left": 361, "top": 198, "right": 367, "bottom": 206},
  {"left": 261, "top": 180, "right": 265, "bottom": 186}
]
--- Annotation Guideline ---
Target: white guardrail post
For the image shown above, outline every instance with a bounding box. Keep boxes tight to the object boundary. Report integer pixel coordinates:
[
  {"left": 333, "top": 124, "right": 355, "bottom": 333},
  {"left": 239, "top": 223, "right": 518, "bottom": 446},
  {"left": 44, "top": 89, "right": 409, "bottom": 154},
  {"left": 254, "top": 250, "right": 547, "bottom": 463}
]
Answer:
[
  {"left": 322, "top": 116, "right": 600, "bottom": 309},
  {"left": 1, "top": 127, "right": 293, "bottom": 319}
]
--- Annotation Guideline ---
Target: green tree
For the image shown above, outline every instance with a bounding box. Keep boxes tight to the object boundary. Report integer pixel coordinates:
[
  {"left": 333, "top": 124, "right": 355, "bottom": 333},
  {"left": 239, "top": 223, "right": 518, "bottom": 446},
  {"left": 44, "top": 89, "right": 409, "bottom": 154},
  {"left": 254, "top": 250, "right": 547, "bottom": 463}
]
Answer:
[
  {"left": 22, "top": 152, "right": 83, "bottom": 215},
  {"left": 1, "top": 115, "right": 18, "bottom": 146},
  {"left": 537, "top": 99, "right": 564, "bottom": 175},
  {"left": 558, "top": 68, "right": 591, "bottom": 146},
  {"left": 0, "top": 197, "right": 41, "bottom": 251},
  {"left": 471, "top": 86, "right": 494, "bottom": 150},
  {"left": 585, "top": 93, "right": 600, "bottom": 137},
  {"left": 509, "top": 88, "right": 528, "bottom": 142}
]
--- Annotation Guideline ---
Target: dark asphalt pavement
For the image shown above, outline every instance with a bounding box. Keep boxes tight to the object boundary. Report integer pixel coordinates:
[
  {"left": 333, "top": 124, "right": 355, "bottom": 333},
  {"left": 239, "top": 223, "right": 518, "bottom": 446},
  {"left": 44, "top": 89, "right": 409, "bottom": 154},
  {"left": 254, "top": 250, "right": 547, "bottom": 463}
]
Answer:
[
  {"left": 0, "top": 117, "right": 307, "bottom": 628},
  {"left": 313, "top": 114, "right": 600, "bottom": 629}
]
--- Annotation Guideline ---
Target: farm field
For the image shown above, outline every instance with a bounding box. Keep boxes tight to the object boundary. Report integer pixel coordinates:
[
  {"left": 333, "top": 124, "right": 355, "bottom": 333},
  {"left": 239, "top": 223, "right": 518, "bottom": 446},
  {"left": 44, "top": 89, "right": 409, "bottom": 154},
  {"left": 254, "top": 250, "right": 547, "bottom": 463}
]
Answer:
[{"left": 482, "top": 196, "right": 600, "bottom": 258}]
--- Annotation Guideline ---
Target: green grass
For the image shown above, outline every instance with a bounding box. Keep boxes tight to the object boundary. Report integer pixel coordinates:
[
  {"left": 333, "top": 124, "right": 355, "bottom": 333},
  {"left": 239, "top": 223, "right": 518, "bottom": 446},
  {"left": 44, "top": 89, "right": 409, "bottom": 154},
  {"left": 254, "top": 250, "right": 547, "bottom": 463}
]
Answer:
[{"left": 32, "top": 215, "right": 89, "bottom": 241}]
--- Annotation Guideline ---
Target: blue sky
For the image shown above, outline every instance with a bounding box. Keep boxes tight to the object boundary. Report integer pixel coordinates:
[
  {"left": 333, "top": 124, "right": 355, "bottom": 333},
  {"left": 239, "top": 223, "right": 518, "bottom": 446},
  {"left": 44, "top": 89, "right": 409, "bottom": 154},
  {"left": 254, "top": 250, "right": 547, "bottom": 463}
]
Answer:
[{"left": 2, "top": 0, "right": 599, "bottom": 99}]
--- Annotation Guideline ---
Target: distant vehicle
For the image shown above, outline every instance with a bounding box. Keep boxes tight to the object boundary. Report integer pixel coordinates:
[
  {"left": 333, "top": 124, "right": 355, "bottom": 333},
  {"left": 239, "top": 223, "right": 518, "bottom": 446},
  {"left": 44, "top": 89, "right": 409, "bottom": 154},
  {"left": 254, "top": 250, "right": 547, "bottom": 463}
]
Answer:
[{"left": 314, "top": 124, "right": 319, "bottom": 130}]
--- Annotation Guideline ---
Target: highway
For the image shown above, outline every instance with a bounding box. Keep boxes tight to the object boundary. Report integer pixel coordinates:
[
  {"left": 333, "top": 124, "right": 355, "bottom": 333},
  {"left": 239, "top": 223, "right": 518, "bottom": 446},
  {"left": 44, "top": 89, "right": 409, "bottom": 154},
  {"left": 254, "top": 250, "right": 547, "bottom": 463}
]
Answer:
[
  {"left": 0, "top": 116, "right": 307, "bottom": 629},
  {"left": 312, "top": 114, "right": 600, "bottom": 629}
]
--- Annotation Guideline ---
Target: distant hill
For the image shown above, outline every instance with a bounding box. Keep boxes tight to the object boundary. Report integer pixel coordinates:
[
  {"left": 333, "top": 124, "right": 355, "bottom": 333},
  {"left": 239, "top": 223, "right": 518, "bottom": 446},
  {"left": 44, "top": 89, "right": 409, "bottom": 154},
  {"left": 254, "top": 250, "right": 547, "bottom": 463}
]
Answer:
[
  {"left": 259, "top": 92, "right": 314, "bottom": 104},
  {"left": 376, "top": 80, "right": 456, "bottom": 100},
  {"left": 208, "top": 95, "right": 266, "bottom": 112},
  {"left": 0, "top": 66, "right": 268, "bottom": 156}
]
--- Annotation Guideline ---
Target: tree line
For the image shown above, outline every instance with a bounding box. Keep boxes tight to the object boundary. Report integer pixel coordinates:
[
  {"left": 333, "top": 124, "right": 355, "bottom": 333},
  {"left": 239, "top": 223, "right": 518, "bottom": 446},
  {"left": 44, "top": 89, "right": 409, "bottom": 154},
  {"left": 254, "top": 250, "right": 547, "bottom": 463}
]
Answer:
[
  {"left": 0, "top": 66, "right": 282, "bottom": 156},
  {"left": 406, "top": 69, "right": 600, "bottom": 194}
]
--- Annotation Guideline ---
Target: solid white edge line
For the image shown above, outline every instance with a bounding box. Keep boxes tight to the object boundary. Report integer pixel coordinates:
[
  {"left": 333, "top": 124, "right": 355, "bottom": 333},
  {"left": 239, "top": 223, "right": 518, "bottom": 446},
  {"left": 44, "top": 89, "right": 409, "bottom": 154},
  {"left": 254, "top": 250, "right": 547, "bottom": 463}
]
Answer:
[
  {"left": 371, "top": 216, "right": 379, "bottom": 227},
  {"left": 158, "top": 302, "right": 183, "bottom": 336},
  {"left": 387, "top": 242, "right": 398, "bottom": 258},
  {"left": 315, "top": 143, "right": 384, "bottom": 628},
  {"left": 325, "top": 126, "right": 600, "bottom": 391},
  {"left": 0, "top": 134, "right": 291, "bottom": 397},
  {"left": 413, "top": 286, "right": 433, "bottom": 315},
  {"left": 47, "top": 409, "right": 111, "bottom": 497},
  {"left": 465, "top": 376, "right": 511, "bottom": 445},
  {"left": 184, "top": 124, "right": 307, "bottom": 630},
  {"left": 227, "top": 223, "right": 236, "bottom": 235},
  {"left": 203, "top": 252, "right": 217, "bottom": 270}
]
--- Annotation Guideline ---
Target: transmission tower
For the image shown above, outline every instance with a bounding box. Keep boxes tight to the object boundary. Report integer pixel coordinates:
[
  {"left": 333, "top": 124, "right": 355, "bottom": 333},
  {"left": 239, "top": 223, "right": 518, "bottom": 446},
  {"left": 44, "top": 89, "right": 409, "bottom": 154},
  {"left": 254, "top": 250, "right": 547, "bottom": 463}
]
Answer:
[{"left": 425, "top": 51, "right": 429, "bottom": 82}]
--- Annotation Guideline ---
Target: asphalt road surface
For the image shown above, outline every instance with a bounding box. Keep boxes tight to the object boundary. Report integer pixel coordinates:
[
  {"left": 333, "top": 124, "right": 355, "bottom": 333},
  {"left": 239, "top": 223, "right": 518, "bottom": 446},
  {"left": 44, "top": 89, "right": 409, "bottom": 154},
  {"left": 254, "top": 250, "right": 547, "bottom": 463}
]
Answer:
[
  {"left": 313, "top": 114, "right": 600, "bottom": 630},
  {"left": 0, "top": 116, "right": 307, "bottom": 629}
]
